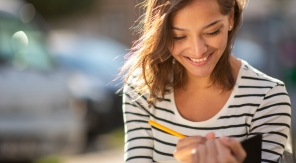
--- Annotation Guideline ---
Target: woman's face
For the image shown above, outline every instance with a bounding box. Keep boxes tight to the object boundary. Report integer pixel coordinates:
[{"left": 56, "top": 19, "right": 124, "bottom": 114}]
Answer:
[{"left": 169, "top": 0, "right": 233, "bottom": 79}]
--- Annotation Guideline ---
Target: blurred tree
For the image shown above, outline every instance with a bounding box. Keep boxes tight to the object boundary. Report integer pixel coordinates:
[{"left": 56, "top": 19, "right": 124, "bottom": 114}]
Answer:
[{"left": 25, "top": 0, "right": 97, "bottom": 18}]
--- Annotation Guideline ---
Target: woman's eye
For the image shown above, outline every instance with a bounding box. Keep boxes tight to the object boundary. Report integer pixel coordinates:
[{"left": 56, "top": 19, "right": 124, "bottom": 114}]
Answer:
[
  {"left": 205, "top": 28, "right": 221, "bottom": 36},
  {"left": 173, "top": 36, "right": 186, "bottom": 40}
]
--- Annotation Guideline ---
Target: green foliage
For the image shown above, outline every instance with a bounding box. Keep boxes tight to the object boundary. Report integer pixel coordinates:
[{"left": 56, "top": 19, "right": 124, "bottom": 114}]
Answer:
[
  {"left": 25, "top": 0, "right": 97, "bottom": 18},
  {"left": 290, "top": 67, "right": 296, "bottom": 83},
  {"left": 108, "top": 127, "right": 125, "bottom": 148},
  {"left": 33, "top": 155, "right": 62, "bottom": 163}
]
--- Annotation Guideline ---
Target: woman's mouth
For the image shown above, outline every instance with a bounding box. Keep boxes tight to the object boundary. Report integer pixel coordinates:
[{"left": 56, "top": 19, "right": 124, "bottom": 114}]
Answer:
[
  {"left": 186, "top": 52, "right": 213, "bottom": 66},
  {"left": 188, "top": 55, "right": 209, "bottom": 63}
]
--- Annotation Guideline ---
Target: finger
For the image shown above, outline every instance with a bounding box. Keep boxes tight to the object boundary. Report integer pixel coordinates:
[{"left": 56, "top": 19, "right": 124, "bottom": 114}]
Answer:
[
  {"left": 215, "top": 139, "right": 238, "bottom": 163},
  {"left": 220, "top": 137, "right": 246, "bottom": 162},
  {"left": 205, "top": 139, "right": 218, "bottom": 162},
  {"left": 205, "top": 132, "right": 216, "bottom": 140},
  {"left": 176, "top": 136, "right": 206, "bottom": 149},
  {"left": 197, "top": 144, "right": 207, "bottom": 163},
  {"left": 191, "top": 148, "right": 200, "bottom": 163},
  {"left": 174, "top": 143, "right": 202, "bottom": 163}
]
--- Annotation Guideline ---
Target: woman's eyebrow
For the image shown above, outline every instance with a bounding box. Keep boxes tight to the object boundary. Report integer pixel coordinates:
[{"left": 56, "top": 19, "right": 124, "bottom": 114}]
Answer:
[
  {"left": 203, "top": 19, "right": 223, "bottom": 29},
  {"left": 171, "top": 19, "right": 223, "bottom": 31},
  {"left": 171, "top": 26, "right": 187, "bottom": 31}
]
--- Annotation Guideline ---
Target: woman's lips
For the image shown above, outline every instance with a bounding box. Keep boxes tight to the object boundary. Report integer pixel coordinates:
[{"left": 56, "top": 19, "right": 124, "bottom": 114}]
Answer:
[{"left": 185, "top": 52, "right": 213, "bottom": 66}]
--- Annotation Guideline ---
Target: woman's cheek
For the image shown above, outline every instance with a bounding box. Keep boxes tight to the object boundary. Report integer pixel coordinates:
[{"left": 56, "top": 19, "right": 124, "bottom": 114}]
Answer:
[
  {"left": 216, "top": 32, "right": 229, "bottom": 50},
  {"left": 171, "top": 42, "right": 186, "bottom": 57}
]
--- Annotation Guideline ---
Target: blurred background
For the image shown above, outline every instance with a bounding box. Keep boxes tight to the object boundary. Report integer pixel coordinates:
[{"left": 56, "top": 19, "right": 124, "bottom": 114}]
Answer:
[{"left": 0, "top": 0, "right": 294, "bottom": 162}]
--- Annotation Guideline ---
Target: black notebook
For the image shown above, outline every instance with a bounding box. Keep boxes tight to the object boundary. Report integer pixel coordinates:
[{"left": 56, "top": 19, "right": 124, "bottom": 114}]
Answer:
[{"left": 241, "top": 134, "right": 262, "bottom": 163}]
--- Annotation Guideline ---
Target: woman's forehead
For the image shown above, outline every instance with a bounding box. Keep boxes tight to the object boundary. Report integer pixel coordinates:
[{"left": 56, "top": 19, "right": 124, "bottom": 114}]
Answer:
[{"left": 171, "top": 0, "right": 227, "bottom": 27}]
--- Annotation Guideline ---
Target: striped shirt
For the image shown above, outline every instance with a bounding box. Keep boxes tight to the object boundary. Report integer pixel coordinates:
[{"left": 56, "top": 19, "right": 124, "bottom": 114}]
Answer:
[{"left": 123, "top": 60, "right": 291, "bottom": 163}]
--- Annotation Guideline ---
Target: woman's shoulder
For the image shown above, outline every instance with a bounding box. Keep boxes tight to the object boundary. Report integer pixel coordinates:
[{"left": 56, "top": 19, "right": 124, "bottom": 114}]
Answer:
[
  {"left": 124, "top": 68, "right": 142, "bottom": 88},
  {"left": 123, "top": 68, "right": 150, "bottom": 100},
  {"left": 238, "top": 60, "right": 291, "bottom": 113},
  {"left": 239, "top": 60, "right": 285, "bottom": 87}
]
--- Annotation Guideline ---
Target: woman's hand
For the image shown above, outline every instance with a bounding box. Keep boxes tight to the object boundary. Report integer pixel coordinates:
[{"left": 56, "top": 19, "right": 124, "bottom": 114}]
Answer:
[
  {"left": 218, "top": 136, "right": 246, "bottom": 163},
  {"left": 174, "top": 133, "right": 246, "bottom": 163},
  {"left": 174, "top": 135, "right": 207, "bottom": 163}
]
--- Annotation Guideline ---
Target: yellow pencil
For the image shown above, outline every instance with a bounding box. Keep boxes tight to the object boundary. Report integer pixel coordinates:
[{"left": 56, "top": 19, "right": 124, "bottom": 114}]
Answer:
[{"left": 148, "top": 120, "right": 186, "bottom": 139}]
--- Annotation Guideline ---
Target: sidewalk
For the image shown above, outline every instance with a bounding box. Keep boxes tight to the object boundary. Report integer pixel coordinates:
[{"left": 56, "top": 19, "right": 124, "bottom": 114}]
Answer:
[{"left": 62, "top": 147, "right": 124, "bottom": 163}]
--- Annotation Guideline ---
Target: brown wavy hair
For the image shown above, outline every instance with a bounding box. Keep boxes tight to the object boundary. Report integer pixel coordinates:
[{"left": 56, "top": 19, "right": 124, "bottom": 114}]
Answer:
[{"left": 120, "top": 0, "right": 247, "bottom": 105}]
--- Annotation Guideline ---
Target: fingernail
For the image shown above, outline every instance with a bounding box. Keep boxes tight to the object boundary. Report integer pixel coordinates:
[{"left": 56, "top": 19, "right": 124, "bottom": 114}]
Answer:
[
  {"left": 206, "top": 132, "right": 216, "bottom": 140},
  {"left": 191, "top": 149, "right": 197, "bottom": 154},
  {"left": 222, "top": 136, "right": 231, "bottom": 142}
]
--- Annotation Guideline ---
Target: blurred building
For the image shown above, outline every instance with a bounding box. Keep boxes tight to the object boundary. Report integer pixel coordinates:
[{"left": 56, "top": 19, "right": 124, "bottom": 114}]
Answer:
[{"left": 44, "top": 0, "right": 141, "bottom": 47}]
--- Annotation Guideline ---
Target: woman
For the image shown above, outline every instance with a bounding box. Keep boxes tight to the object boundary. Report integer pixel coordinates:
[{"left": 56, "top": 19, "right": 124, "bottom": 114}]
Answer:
[{"left": 121, "top": 0, "right": 291, "bottom": 162}]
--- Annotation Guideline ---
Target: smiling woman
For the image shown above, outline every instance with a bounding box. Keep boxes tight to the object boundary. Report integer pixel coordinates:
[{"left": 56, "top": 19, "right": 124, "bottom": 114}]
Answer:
[
  {"left": 169, "top": 0, "right": 235, "bottom": 88},
  {"left": 120, "top": 0, "right": 291, "bottom": 163}
]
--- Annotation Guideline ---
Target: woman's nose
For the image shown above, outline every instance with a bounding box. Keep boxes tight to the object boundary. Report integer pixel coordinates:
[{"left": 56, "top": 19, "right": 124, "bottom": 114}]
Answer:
[{"left": 190, "top": 37, "right": 207, "bottom": 57}]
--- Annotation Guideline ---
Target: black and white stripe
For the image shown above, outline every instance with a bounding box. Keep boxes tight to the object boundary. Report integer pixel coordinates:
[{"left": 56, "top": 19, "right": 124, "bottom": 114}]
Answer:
[{"left": 123, "top": 60, "right": 291, "bottom": 162}]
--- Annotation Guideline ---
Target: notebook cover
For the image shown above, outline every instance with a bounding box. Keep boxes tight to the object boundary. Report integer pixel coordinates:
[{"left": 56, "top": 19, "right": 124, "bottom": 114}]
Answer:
[{"left": 241, "top": 134, "right": 262, "bottom": 163}]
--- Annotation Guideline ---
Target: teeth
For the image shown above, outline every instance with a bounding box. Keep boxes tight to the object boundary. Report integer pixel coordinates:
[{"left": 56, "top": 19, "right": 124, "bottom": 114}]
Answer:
[{"left": 189, "top": 56, "right": 208, "bottom": 63}]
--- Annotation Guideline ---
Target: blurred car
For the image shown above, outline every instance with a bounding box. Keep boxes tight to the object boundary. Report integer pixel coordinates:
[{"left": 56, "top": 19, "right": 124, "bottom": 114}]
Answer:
[
  {"left": 0, "top": 1, "right": 86, "bottom": 161},
  {"left": 232, "top": 38, "right": 267, "bottom": 71},
  {"left": 48, "top": 31, "right": 127, "bottom": 146}
]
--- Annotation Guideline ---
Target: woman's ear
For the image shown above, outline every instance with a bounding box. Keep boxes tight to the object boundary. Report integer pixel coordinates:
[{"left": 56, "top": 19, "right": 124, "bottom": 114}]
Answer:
[{"left": 228, "top": 8, "right": 235, "bottom": 31}]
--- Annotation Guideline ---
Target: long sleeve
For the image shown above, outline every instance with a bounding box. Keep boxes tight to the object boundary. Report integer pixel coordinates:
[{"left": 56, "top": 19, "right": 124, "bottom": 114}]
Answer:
[
  {"left": 248, "top": 84, "right": 291, "bottom": 163},
  {"left": 123, "top": 83, "right": 154, "bottom": 163}
]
